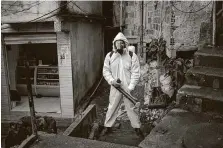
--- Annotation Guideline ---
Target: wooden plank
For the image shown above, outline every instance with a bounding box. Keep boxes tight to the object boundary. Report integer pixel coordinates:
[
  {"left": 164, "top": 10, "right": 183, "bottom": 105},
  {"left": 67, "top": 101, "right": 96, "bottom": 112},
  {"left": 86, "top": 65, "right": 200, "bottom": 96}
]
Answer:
[
  {"left": 18, "top": 134, "right": 37, "bottom": 148},
  {"left": 63, "top": 104, "right": 96, "bottom": 138}
]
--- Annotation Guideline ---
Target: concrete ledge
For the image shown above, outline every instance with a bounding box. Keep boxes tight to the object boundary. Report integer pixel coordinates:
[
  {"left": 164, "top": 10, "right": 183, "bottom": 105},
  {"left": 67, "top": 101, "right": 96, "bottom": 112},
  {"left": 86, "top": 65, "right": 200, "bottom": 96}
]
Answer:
[
  {"left": 30, "top": 134, "right": 138, "bottom": 148},
  {"left": 18, "top": 134, "right": 37, "bottom": 148},
  {"left": 63, "top": 104, "right": 97, "bottom": 138},
  {"left": 139, "top": 108, "right": 214, "bottom": 148}
]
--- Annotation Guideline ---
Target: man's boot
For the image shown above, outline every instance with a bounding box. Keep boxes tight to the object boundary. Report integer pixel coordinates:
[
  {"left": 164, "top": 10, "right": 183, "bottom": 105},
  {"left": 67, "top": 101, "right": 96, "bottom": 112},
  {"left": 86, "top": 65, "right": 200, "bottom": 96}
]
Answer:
[
  {"left": 100, "top": 127, "right": 112, "bottom": 137},
  {"left": 135, "top": 128, "right": 145, "bottom": 139}
]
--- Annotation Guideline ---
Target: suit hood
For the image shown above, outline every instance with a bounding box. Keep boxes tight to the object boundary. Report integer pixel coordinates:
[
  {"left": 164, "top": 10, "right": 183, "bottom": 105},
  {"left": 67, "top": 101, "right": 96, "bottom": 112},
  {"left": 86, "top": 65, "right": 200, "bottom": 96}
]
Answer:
[{"left": 112, "top": 32, "right": 129, "bottom": 52}]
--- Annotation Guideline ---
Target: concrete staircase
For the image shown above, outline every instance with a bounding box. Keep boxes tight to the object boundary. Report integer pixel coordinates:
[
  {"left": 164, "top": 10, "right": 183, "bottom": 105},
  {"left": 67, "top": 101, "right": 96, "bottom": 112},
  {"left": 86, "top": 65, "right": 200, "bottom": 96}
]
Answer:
[{"left": 177, "top": 47, "right": 223, "bottom": 113}]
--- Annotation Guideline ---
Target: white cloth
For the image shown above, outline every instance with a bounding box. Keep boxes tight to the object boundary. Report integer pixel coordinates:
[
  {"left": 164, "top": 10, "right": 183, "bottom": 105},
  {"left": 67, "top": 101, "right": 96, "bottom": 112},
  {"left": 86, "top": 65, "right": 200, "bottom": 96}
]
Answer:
[
  {"left": 103, "top": 32, "right": 141, "bottom": 128},
  {"left": 128, "top": 46, "right": 135, "bottom": 53}
]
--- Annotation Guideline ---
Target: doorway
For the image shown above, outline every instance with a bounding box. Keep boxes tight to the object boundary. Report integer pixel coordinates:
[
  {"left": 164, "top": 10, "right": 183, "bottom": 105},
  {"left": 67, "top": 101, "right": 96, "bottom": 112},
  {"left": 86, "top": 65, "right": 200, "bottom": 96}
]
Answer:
[
  {"left": 216, "top": 1, "right": 223, "bottom": 46},
  {"left": 6, "top": 43, "right": 61, "bottom": 113}
]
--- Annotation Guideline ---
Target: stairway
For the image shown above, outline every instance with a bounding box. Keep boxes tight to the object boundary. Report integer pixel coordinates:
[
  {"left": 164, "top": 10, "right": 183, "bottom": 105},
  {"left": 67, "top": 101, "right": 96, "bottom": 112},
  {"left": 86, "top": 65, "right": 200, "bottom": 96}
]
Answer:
[{"left": 177, "top": 46, "right": 223, "bottom": 113}]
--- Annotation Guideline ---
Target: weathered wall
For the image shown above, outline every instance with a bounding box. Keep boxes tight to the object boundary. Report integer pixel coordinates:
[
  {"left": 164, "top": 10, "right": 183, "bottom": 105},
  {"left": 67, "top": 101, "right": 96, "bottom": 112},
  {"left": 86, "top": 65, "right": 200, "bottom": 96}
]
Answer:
[
  {"left": 67, "top": 1, "right": 102, "bottom": 15},
  {"left": 114, "top": 1, "right": 213, "bottom": 55},
  {"left": 1, "top": 39, "right": 11, "bottom": 122},
  {"left": 6, "top": 45, "right": 19, "bottom": 90},
  {"left": 57, "top": 32, "right": 74, "bottom": 118},
  {"left": 162, "top": 1, "right": 212, "bottom": 56},
  {"left": 1, "top": 1, "right": 102, "bottom": 23},
  {"left": 69, "top": 21, "right": 103, "bottom": 110},
  {"left": 1, "top": 1, "right": 59, "bottom": 23}
]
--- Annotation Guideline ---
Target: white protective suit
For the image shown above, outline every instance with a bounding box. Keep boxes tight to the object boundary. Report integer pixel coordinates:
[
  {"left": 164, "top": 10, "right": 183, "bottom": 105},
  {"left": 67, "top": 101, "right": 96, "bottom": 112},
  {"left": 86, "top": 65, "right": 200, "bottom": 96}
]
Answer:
[{"left": 103, "top": 32, "right": 141, "bottom": 128}]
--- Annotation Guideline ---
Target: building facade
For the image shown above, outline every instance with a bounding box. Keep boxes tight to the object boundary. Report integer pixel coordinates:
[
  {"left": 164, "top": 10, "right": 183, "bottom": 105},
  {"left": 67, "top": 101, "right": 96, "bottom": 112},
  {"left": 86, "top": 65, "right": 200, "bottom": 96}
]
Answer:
[
  {"left": 113, "top": 1, "right": 213, "bottom": 58},
  {"left": 1, "top": 1, "right": 104, "bottom": 123}
]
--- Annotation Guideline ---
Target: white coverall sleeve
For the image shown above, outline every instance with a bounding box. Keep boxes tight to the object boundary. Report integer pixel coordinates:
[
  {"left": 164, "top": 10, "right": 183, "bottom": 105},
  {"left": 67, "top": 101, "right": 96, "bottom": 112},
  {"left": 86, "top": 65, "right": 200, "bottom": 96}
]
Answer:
[
  {"left": 103, "top": 53, "right": 115, "bottom": 85},
  {"left": 128, "top": 53, "right": 140, "bottom": 91}
]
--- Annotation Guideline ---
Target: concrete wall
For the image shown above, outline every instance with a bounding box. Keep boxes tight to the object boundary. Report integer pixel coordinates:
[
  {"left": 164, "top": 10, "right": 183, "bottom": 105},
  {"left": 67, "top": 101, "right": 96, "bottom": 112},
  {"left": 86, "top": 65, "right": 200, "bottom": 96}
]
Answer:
[
  {"left": 161, "top": 1, "right": 212, "bottom": 57},
  {"left": 1, "top": 1, "right": 102, "bottom": 23},
  {"left": 1, "top": 1, "right": 59, "bottom": 23},
  {"left": 1, "top": 1, "right": 104, "bottom": 119},
  {"left": 68, "top": 21, "right": 104, "bottom": 110},
  {"left": 114, "top": 1, "right": 213, "bottom": 57},
  {"left": 67, "top": 1, "right": 102, "bottom": 15},
  {"left": 1, "top": 39, "right": 11, "bottom": 122},
  {"left": 56, "top": 32, "right": 74, "bottom": 118},
  {"left": 6, "top": 45, "right": 19, "bottom": 90}
]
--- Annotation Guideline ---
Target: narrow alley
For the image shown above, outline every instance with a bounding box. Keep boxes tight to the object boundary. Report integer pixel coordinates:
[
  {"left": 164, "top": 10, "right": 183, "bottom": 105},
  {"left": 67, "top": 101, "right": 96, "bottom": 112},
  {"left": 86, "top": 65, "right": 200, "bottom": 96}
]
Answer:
[
  {"left": 90, "top": 79, "right": 150, "bottom": 146},
  {"left": 2, "top": 1, "right": 223, "bottom": 148}
]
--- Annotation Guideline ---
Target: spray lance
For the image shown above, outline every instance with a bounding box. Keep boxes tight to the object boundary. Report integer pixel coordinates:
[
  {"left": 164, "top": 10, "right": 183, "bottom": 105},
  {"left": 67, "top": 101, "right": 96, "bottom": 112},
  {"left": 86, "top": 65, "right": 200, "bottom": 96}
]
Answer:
[{"left": 113, "top": 78, "right": 141, "bottom": 112}]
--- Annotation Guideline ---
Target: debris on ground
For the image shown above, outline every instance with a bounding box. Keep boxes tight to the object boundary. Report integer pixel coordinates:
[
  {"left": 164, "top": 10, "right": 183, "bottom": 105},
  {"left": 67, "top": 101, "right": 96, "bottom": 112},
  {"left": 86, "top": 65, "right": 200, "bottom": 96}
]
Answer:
[
  {"left": 88, "top": 79, "right": 176, "bottom": 146},
  {"left": 4, "top": 116, "right": 57, "bottom": 148}
]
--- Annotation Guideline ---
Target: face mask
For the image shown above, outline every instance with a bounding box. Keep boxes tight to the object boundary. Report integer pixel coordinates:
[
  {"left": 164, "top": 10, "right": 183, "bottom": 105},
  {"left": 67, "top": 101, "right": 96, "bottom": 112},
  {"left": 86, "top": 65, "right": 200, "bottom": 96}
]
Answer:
[
  {"left": 115, "top": 40, "right": 125, "bottom": 54},
  {"left": 117, "top": 49, "right": 124, "bottom": 54}
]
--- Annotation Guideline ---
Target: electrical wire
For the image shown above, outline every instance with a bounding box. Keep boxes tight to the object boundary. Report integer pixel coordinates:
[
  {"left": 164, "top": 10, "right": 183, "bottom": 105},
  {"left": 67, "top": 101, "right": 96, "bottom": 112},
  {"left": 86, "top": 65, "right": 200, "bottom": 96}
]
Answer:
[
  {"left": 1, "top": 1, "right": 72, "bottom": 30},
  {"left": 83, "top": 77, "right": 103, "bottom": 110},
  {"left": 70, "top": 1, "right": 89, "bottom": 14},
  {"left": 2, "top": 1, "right": 45, "bottom": 16},
  {"left": 171, "top": 1, "right": 212, "bottom": 14},
  {"left": 27, "top": 1, "right": 72, "bottom": 23},
  {"left": 34, "top": 1, "right": 91, "bottom": 22},
  {"left": 2, "top": 1, "right": 38, "bottom": 12},
  {"left": 2, "top": 1, "right": 18, "bottom": 12}
]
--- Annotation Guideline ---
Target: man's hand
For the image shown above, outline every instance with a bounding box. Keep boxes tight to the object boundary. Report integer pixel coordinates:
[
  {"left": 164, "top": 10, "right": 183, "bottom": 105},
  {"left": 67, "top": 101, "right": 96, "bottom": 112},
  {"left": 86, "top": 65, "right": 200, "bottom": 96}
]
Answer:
[{"left": 111, "top": 79, "right": 121, "bottom": 87}]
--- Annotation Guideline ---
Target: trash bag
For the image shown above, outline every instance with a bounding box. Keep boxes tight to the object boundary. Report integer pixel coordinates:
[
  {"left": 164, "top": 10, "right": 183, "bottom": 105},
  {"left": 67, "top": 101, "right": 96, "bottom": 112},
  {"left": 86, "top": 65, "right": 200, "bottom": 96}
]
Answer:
[{"left": 159, "top": 73, "right": 174, "bottom": 98}]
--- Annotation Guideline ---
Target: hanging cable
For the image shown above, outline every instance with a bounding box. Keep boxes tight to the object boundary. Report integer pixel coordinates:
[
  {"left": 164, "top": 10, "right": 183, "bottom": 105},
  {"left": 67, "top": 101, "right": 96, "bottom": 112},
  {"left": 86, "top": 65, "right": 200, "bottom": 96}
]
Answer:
[
  {"left": 1, "top": 1, "right": 72, "bottom": 30},
  {"left": 28, "top": 2, "right": 72, "bottom": 22},
  {"left": 172, "top": 1, "right": 212, "bottom": 14},
  {"left": 70, "top": 1, "right": 89, "bottom": 14},
  {"left": 2, "top": 1, "right": 18, "bottom": 12},
  {"left": 2, "top": 1, "right": 45, "bottom": 16}
]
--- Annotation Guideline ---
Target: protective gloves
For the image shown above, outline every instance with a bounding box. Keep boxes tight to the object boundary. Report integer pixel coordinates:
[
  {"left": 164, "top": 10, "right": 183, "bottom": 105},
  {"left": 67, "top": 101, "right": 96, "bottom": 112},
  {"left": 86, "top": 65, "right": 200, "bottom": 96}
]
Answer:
[{"left": 111, "top": 79, "right": 121, "bottom": 87}]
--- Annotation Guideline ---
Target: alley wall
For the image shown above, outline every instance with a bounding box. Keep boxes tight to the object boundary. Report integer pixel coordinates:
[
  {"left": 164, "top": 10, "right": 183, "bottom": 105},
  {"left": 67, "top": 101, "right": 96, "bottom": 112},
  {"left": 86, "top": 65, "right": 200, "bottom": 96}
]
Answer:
[
  {"left": 1, "top": 1, "right": 59, "bottom": 23},
  {"left": 114, "top": 1, "right": 213, "bottom": 57},
  {"left": 69, "top": 22, "right": 104, "bottom": 110}
]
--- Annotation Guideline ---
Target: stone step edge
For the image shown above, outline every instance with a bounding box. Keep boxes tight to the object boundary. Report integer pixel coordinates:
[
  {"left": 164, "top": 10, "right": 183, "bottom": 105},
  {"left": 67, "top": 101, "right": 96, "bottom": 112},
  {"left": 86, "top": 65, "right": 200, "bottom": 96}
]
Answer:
[
  {"left": 187, "top": 66, "right": 223, "bottom": 78},
  {"left": 195, "top": 47, "right": 223, "bottom": 58},
  {"left": 195, "top": 51, "right": 223, "bottom": 58},
  {"left": 177, "top": 85, "right": 223, "bottom": 103}
]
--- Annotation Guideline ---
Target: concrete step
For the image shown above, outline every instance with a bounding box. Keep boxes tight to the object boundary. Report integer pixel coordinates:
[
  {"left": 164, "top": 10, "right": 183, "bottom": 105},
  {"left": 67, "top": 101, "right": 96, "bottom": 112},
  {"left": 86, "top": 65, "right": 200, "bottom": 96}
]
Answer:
[
  {"left": 194, "top": 47, "right": 223, "bottom": 68},
  {"left": 30, "top": 134, "right": 138, "bottom": 148},
  {"left": 139, "top": 108, "right": 223, "bottom": 148},
  {"left": 185, "top": 66, "right": 223, "bottom": 89},
  {"left": 176, "top": 85, "right": 223, "bottom": 113}
]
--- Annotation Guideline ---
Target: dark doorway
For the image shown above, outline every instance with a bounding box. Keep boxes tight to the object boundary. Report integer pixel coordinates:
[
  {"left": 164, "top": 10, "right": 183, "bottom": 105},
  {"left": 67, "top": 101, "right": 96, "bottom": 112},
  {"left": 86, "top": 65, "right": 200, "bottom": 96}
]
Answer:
[
  {"left": 216, "top": 1, "right": 223, "bottom": 46},
  {"left": 103, "top": 1, "right": 120, "bottom": 56}
]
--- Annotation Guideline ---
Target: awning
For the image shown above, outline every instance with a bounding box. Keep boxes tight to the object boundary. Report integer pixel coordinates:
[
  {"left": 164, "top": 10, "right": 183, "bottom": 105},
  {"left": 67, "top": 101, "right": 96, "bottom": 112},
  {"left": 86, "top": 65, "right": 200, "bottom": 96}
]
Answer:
[{"left": 4, "top": 33, "right": 57, "bottom": 45}]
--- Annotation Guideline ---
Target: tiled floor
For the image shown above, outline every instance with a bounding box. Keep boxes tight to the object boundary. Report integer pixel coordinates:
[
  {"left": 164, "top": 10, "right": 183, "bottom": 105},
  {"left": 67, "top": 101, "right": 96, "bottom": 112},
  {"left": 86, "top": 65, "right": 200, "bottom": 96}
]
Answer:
[{"left": 11, "top": 96, "right": 61, "bottom": 113}]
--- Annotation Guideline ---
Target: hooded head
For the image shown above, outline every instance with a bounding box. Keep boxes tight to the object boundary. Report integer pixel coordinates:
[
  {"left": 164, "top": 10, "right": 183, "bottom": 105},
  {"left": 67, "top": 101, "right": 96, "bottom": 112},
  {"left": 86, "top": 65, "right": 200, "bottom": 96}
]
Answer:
[{"left": 112, "top": 32, "right": 129, "bottom": 54}]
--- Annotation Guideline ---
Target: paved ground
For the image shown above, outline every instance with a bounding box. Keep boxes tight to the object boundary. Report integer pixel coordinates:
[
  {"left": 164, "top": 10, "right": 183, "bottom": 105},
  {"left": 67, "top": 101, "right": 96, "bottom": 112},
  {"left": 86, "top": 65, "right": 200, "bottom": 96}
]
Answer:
[
  {"left": 139, "top": 108, "right": 223, "bottom": 148},
  {"left": 30, "top": 132, "right": 138, "bottom": 148},
  {"left": 12, "top": 96, "right": 61, "bottom": 113},
  {"left": 90, "top": 79, "right": 153, "bottom": 146}
]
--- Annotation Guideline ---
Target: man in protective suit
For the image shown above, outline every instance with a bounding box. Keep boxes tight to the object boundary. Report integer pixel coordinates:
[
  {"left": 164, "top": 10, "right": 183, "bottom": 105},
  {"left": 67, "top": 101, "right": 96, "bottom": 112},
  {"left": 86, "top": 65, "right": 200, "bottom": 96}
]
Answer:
[{"left": 102, "top": 32, "right": 144, "bottom": 138}]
